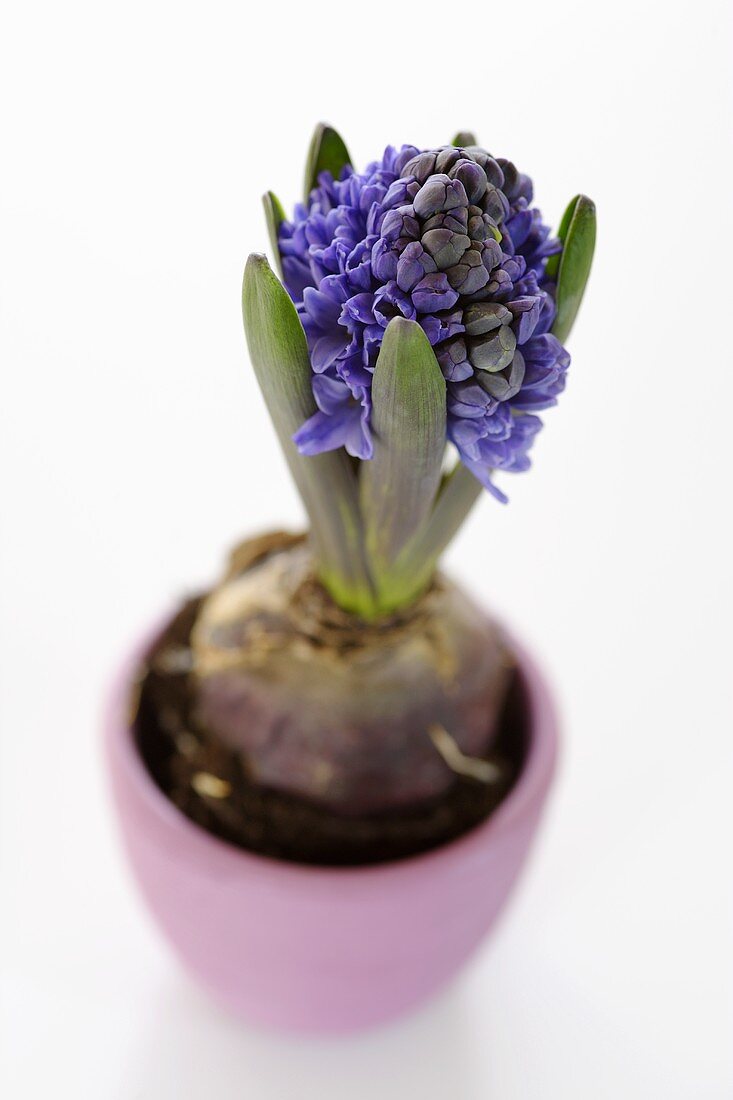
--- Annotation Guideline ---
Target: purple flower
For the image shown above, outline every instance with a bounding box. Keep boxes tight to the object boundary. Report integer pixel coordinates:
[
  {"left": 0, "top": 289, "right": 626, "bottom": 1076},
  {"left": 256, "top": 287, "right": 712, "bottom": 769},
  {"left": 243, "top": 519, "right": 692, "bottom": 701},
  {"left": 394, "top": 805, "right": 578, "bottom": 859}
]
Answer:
[
  {"left": 279, "top": 142, "right": 570, "bottom": 497},
  {"left": 293, "top": 373, "right": 373, "bottom": 460}
]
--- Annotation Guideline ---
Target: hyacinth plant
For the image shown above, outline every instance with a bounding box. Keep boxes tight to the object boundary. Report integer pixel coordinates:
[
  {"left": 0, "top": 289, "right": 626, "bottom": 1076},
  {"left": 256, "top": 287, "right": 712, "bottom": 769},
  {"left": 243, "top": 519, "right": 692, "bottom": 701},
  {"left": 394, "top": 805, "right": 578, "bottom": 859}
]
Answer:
[{"left": 188, "top": 124, "right": 594, "bottom": 819}]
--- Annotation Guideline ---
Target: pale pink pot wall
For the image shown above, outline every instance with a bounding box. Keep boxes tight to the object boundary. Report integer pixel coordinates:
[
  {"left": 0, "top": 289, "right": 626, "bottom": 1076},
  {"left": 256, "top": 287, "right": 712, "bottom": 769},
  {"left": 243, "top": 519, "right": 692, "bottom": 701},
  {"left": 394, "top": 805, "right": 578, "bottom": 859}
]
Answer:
[{"left": 105, "top": 623, "right": 558, "bottom": 1034}]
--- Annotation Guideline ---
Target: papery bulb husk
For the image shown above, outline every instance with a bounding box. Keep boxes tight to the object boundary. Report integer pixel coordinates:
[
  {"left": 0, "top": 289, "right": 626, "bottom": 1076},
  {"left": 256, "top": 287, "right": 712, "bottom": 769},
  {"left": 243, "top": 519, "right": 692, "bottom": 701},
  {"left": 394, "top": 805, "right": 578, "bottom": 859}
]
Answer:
[{"left": 190, "top": 532, "right": 513, "bottom": 817}]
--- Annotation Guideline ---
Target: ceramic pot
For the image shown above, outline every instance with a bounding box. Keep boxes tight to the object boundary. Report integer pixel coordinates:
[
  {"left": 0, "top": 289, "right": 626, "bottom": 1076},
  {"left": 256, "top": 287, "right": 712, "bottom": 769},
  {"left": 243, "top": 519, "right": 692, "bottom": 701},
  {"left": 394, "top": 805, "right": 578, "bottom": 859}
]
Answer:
[{"left": 105, "top": 620, "right": 558, "bottom": 1034}]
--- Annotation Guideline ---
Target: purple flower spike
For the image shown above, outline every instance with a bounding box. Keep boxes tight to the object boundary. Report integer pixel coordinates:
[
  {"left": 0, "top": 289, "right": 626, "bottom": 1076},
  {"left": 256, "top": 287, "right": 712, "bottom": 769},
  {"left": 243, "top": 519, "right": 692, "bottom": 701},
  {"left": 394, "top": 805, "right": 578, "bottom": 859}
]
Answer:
[{"left": 279, "top": 142, "right": 571, "bottom": 497}]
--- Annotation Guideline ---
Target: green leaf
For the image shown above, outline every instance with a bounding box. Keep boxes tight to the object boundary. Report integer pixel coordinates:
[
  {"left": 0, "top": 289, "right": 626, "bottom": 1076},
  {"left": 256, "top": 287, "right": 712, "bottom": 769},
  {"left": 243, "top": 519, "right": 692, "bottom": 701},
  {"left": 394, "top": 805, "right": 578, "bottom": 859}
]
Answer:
[
  {"left": 545, "top": 197, "right": 575, "bottom": 283},
  {"left": 377, "top": 463, "right": 483, "bottom": 609},
  {"left": 262, "top": 191, "right": 286, "bottom": 278},
  {"left": 241, "top": 254, "right": 376, "bottom": 615},
  {"left": 303, "top": 123, "right": 352, "bottom": 200},
  {"left": 360, "top": 318, "right": 447, "bottom": 612},
  {"left": 404, "top": 461, "right": 483, "bottom": 569},
  {"left": 549, "top": 194, "right": 596, "bottom": 343},
  {"left": 452, "top": 131, "right": 478, "bottom": 147}
]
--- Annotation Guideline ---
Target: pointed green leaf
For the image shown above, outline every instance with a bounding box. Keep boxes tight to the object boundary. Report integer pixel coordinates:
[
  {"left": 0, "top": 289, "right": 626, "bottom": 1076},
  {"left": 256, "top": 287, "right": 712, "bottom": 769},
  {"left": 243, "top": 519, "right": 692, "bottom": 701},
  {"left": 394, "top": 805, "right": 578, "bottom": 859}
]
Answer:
[
  {"left": 303, "top": 123, "right": 352, "bottom": 200},
  {"left": 549, "top": 194, "right": 596, "bottom": 343},
  {"left": 375, "top": 462, "right": 483, "bottom": 609},
  {"left": 404, "top": 461, "right": 483, "bottom": 569},
  {"left": 545, "top": 197, "right": 576, "bottom": 283},
  {"left": 360, "top": 318, "right": 447, "bottom": 611},
  {"left": 262, "top": 191, "right": 286, "bottom": 278},
  {"left": 452, "top": 131, "right": 478, "bottom": 147},
  {"left": 242, "top": 254, "right": 375, "bottom": 614}
]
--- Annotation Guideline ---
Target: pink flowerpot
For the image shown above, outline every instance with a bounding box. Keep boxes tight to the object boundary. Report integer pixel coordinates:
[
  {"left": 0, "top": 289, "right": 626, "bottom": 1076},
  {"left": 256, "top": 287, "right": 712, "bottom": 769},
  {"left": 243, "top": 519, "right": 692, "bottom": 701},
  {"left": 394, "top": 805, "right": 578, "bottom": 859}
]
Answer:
[{"left": 105, "top": 618, "right": 558, "bottom": 1034}]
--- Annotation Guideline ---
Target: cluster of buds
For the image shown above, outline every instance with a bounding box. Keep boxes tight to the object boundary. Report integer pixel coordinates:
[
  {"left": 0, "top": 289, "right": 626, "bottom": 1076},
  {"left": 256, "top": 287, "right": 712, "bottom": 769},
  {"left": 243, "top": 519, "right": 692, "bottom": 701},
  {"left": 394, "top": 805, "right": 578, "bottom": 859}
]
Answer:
[{"left": 375, "top": 151, "right": 522, "bottom": 394}]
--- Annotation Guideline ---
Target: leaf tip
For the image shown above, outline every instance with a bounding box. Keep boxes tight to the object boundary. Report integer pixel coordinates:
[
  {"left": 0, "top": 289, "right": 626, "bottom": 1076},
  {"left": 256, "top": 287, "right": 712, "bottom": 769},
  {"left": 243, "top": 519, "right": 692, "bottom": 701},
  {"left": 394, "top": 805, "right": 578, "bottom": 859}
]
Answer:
[
  {"left": 452, "top": 130, "right": 478, "bottom": 147},
  {"left": 382, "top": 315, "right": 436, "bottom": 358},
  {"left": 243, "top": 251, "right": 270, "bottom": 285},
  {"left": 242, "top": 253, "right": 282, "bottom": 323},
  {"left": 304, "top": 122, "right": 352, "bottom": 199},
  {"left": 384, "top": 314, "right": 418, "bottom": 338},
  {"left": 262, "top": 190, "right": 284, "bottom": 217}
]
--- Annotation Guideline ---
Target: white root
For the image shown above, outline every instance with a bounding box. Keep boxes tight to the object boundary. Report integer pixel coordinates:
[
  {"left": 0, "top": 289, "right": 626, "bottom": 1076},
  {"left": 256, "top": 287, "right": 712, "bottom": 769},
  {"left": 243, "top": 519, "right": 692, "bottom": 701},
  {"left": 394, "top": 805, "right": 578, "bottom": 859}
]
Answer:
[
  {"left": 191, "top": 772, "right": 232, "bottom": 799},
  {"left": 429, "top": 724, "right": 503, "bottom": 784},
  {"left": 155, "top": 647, "right": 195, "bottom": 674}
]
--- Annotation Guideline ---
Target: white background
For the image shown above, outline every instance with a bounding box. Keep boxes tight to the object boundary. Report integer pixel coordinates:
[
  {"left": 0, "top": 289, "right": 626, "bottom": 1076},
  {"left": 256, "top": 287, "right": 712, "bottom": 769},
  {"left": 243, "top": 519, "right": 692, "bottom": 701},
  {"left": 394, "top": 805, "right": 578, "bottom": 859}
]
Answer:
[{"left": 1, "top": 0, "right": 732, "bottom": 1095}]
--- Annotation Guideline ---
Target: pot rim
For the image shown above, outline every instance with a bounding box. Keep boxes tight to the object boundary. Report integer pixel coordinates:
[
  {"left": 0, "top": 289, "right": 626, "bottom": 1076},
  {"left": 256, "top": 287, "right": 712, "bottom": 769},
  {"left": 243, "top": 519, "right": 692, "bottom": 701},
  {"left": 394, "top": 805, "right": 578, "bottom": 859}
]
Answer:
[{"left": 105, "top": 611, "right": 559, "bottom": 887}]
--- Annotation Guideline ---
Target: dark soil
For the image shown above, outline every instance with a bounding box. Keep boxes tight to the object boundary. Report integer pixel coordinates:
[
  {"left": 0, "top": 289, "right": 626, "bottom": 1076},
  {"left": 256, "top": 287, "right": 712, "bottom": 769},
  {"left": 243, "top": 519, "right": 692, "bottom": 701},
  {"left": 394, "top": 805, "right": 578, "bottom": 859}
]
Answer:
[{"left": 134, "top": 598, "right": 528, "bottom": 867}]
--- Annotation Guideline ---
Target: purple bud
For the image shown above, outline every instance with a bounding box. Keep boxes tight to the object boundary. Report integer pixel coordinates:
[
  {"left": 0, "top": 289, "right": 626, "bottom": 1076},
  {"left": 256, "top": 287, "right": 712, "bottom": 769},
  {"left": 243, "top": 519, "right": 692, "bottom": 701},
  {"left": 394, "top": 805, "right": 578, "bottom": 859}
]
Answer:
[
  {"left": 486, "top": 267, "right": 514, "bottom": 296},
  {"left": 468, "top": 325, "right": 517, "bottom": 372},
  {"left": 508, "top": 296, "right": 542, "bottom": 343},
  {"left": 395, "top": 241, "right": 437, "bottom": 292},
  {"left": 437, "top": 337, "right": 473, "bottom": 382},
  {"left": 403, "top": 151, "right": 438, "bottom": 184},
  {"left": 481, "top": 237, "right": 503, "bottom": 272},
  {"left": 447, "top": 381, "right": 494, "bottom": 418},
  {"left": 379, "top": 206, "right": 419, "bottom": 242},
  {"left": 422, "top": 208, "right": 468, "bottom": 235},
  {"left": 381, "top": 177, "right": 420, "bottom": 209},
  {"left": 435, "top": 147, "right": 462, "bottom": 175},
  {"left": 371, "top": 237, "right": 399, "bottom": 281},
  {"left": 498, "top": 158, "right": 520, "bottom": 198},
  {"left": 463, "top": 302, "right": 513, "bottom": 336},
  {"left": 482, "top": 185, "right": 508, "bottom": 224},
  {"left": 413, "top": 175, "right": 468, "bottom": 219},
  {"left": 421, "top": 228, "right": 471, "bottom": 269},
  {"left": 446, "top": 245, "right": 490, "bottom": 295},
  {"left": 476, "top": 349, "right": 526, "bottom": 400},
  {"left": 502, "top": 255, "right": 527, "bottom": 282},
  {"left": 449, "top": 160, "right": 487, "bottom": 204},
  {"left": 466, "top": 149, "right": 505, "bottom": 188},
  {"left": 410, "top": 272, "right": 460, "bottom": 313},
  {"left": 467, "top": 206, "right": 496, "bottom": 242}
]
